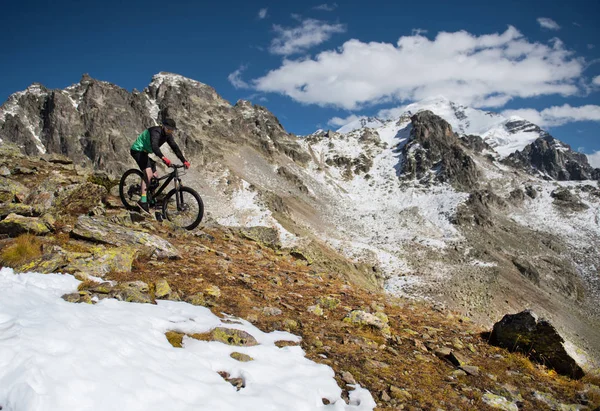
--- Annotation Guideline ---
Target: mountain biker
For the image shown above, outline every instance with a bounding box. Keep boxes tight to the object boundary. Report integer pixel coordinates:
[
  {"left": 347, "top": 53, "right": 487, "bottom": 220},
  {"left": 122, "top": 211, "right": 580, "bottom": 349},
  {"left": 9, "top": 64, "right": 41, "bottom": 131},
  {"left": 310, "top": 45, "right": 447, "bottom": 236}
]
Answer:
[{"left": 130, "top": 118, "right": 190, "bottom": 213}]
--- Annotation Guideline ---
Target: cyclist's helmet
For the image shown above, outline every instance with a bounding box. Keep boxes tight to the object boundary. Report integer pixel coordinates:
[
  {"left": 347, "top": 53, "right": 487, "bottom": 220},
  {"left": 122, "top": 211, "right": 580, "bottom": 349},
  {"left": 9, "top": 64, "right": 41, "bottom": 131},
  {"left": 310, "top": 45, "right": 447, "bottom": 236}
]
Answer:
[{"left": 162, "top": 118, "right": 177, "bottom": 134}]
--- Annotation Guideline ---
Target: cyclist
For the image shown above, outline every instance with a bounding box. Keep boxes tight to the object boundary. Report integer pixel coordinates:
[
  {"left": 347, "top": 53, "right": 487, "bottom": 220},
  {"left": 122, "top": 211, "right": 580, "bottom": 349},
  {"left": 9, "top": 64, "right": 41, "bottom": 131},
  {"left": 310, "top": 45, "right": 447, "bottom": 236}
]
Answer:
[{"left": 130, "top": 118, "right": 190, "bottom": 213}]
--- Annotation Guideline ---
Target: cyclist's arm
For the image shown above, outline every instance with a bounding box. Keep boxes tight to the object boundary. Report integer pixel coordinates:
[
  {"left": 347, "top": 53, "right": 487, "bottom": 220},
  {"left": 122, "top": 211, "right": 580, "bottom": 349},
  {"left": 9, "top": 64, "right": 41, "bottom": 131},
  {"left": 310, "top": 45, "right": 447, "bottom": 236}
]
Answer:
[{"left": 166, "top": 135, "right": 187, "bottom": 164}]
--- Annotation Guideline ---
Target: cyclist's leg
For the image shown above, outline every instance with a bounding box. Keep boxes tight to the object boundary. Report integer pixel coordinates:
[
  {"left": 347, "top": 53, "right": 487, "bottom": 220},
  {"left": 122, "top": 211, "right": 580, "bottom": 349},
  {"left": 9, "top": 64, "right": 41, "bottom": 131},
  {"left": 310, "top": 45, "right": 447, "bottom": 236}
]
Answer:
[{"left": 130, "top": 150, "right": 153, "bottom": 199}]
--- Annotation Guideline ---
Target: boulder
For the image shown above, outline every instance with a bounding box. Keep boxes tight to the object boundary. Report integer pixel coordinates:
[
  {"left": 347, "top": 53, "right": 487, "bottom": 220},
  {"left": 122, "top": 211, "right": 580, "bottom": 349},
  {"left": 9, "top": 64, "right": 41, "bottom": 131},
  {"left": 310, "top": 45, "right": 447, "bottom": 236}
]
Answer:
[
  {"left": 208, "top": 327, "right": 258, "bottom": 346},
  {"left": 489, "top": 310, "right": 585, "bottom": 379},
  {"left": 344, "top": 309, "right": 391, "bottom": 337},
  {"left": 23, "top": 174, "right": 70, "bottom": 211},
  {"left": 110, "top": 281, "right": 154, "bottom": 304},
  {"left": 0, "top": 203, "right": 40, "bottom": 219},
  {"left": 71, "top": 215, "right": 180, "bottom": 259},
  {"left": 63, "top": 246, "right": 140, "bottom": 277},
  {"left": 54, "top": 182, "right": 108, "bottom": 216},
  {"left": 0, "top": 213, "right": 51, "bottom": 236},
  {"left": 0, "top": 177, "right": 29, "bottom": 203}
]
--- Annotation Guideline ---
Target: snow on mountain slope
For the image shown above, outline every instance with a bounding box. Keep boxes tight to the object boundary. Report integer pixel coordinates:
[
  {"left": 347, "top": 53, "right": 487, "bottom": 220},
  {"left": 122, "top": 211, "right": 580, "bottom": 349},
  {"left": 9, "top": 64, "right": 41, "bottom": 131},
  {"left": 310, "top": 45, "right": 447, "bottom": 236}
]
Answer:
[
  {"left": 300, "top": 118, "right": 468, "bottom": 278},
  {"left": 335, "top": 96, "right": 546, "bottom": 158}
]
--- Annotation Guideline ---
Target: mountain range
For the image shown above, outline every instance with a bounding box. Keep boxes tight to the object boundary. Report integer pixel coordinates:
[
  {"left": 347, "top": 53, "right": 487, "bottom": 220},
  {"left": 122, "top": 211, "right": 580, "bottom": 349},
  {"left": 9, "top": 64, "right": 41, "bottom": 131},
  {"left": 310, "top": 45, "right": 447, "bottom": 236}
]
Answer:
[{"left": 1, "top": 72, "right": 600, "bottom": 370}]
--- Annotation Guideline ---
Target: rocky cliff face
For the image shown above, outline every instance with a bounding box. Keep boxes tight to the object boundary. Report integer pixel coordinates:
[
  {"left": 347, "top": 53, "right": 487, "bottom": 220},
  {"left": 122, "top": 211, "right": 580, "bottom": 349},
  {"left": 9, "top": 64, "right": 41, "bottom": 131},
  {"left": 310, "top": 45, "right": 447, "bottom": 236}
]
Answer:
[
  {"left": 504, "top": 135, "right": 600, "bottom": 181},
  {"left": 400, "top": 111, "right": 480, "bottom": 191},
  {"left": 0, "top": 73, "right": 308, "bottom": 175}
]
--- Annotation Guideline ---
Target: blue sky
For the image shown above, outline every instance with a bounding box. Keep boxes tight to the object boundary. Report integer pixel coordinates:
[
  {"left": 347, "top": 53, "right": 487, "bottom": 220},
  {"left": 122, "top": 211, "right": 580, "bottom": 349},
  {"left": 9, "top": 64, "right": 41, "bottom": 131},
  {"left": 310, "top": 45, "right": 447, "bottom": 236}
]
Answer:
[{"left": 3, "top": 0, "right": 600, "bottom": 163}]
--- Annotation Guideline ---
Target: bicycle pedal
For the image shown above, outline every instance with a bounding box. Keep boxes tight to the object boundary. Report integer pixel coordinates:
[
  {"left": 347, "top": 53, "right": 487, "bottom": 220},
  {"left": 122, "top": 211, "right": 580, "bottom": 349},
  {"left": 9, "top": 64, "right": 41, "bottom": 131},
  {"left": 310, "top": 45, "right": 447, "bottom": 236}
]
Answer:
[{"left": 155, "top": 212, "right": 164, "bottom": 222}]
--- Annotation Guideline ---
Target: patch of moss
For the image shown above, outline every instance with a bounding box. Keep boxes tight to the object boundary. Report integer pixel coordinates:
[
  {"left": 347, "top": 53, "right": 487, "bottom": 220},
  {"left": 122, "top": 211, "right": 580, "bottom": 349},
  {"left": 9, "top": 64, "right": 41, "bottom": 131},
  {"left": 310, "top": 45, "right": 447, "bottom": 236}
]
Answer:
[{"left": 87, "top": 173, "right": 118, "bottom": 193}]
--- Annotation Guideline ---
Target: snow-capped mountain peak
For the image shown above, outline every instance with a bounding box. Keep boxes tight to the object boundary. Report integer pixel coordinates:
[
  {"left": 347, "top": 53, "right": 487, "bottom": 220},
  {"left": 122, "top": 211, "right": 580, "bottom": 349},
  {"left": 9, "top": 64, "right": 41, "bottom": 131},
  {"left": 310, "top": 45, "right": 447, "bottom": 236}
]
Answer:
[{"left": 333, "top": 97, "right": 547, "bottom": 158}]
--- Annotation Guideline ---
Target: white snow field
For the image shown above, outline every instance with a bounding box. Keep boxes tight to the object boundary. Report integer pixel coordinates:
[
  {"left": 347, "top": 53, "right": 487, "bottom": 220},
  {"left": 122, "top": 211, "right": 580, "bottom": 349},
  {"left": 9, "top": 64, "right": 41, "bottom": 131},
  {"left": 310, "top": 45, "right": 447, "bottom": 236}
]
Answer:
[{"left": 0, "top": 268, "right": 375, "bottom": 411}]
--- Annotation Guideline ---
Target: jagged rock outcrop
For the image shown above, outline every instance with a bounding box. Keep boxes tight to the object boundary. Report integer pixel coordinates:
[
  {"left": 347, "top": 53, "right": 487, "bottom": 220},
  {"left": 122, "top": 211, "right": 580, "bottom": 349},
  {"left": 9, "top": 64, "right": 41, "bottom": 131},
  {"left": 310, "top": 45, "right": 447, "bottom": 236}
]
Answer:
[
  {"left": 490, "top": 310, "right": 585, "bottom": 379},
  {"left": 0, "top": 73, "right": 310, "bottom": 176},
  {"left": 504, "top": 135, "right": 600, "bottom": 181},
  {"left": 401, "top": 111, "right": 479, "bottom": 190}
]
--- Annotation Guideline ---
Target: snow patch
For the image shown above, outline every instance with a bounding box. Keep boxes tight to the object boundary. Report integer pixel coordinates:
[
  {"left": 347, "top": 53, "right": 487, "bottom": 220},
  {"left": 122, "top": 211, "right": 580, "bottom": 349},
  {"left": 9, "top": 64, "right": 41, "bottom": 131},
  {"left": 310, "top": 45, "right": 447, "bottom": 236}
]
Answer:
[{"left": 0, "top": 268, "right": 376, "bottom": 411}]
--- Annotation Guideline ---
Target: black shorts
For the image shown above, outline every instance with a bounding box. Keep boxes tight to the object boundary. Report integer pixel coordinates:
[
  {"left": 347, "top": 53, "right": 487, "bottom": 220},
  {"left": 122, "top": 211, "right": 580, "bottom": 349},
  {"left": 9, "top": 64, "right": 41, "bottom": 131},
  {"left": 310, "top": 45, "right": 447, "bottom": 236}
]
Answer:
[{"left": 130, "top": 150, "right": 156, "bottom": 173}]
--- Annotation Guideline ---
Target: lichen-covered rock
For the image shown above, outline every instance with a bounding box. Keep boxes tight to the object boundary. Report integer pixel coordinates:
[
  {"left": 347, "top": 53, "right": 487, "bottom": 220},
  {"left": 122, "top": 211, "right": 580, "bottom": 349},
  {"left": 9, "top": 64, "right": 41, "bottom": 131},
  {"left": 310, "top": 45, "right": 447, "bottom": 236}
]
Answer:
[
  {"left": 71, "top": 215, "right": 180, "bottom": 259},
  {"left": 110, "top": 281, "right": 154, "bottom": 304},
  {"left": 154, "top": 279, "right": 172, "bottom": 299},
  {"left": 308, "top": 305, "right": 324, "bottom": 316},
  {"left": 185, "top": 293, "right": 208, "bottom": 306},
  {"left": 317, "top": 296, "right": 340, "bottom": 310},
  {"left": 54, "top": 182, "right": 108, "bottom": 216},
  {"left": 17, "top": 250, "right": 69, "bottom": 273},
  {"left": 0, "top": 213, "right": 51, "bottom": 236},
  {"left": 0, "top": 177, "right": 30, "bottom": 203},
  {"left": 482, "top": 393, "right": 519, "bottom": 411},
  {"left": 490, "top": 310, "right": 585, "bottom": 379},
  {"left": 208, "top": 327, "right": 258, "bottom": 346},
  {"left": 23, "top": 174, "right": 70, "bottom": 211},
  {"left": 230, "top": 352, "right": 254, "bottom": 362},
  {"left": 0, "top": 203, "right": 40, "bottom": 219},
  {"left": 344, "top": 309, "right": 391, "bottom": 336},
  {"left": 62, "top": 246, "right": 139, "bottom": 278},
  {"left": 61, "top": 291, "right": 93, "bottom": 304},
  {"left": 205, "top": 285, "right": 221, "bottom": 299}
]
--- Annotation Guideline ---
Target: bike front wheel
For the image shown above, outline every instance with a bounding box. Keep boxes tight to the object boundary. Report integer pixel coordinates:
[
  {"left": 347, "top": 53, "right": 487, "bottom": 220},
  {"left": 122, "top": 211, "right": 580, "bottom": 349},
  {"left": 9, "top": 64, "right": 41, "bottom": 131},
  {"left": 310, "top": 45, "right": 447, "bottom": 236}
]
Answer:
[
  {"left": 162, "top": 186, "right": 204, "bottom": 230},
  {"left": 119, "top": 169, "right": 145, "bottom": 210}
]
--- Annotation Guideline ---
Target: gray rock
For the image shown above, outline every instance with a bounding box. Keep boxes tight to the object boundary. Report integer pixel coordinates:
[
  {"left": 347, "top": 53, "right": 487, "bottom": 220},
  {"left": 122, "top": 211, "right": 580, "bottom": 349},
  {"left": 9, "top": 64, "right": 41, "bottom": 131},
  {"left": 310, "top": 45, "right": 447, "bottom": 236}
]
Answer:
[
  {"left": 400, "top": 111, "right": 480, "bottom": 191},
  {"left": 0, "top": 177, "right": 29, "bottom": 203},
  {"left": 0, "top": 203, "right": 39, "bottom": 219},
  {"left": 110, "top": 281, "right": 153, "bottom": 304},
  {"left": 504, "top": 135, "right": 599, "bottom": 181},
  {"left": 209, "top": 327, "right": 258, "bottom": 346},
  {"left": 0, "top": 213, "right": 51, "bottom": 236},
  {"left": 490, "top": 310, "right": 585, "bottom": 379},
  {"left": 71, "top": 215, "right": 179, "bottom": 259},
  {"left": 262, "top": 307, "right": 282, "bottom": 316}
]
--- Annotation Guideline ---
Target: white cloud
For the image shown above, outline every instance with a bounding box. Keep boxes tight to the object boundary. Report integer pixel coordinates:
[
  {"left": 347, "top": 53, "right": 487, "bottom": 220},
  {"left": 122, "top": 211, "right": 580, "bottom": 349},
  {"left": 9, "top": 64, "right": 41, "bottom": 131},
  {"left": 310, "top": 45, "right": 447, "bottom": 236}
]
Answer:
[
  {"left": 588, "top": 44, "right": 595, "bottom": 49},
  {"left": 537, "top": 17, "right": 561, "bottom": 30},
  {"left": 502, "top": 104, "right": 600, "bottom": 127},
  {"left": 313, "top": 3, "right": 338, "bottom": 11},
  {"left": 593, "top": 75, "right": 600, "bottom": 86},
  {"left": 251, "top": 26, "right": 584, "bottom": 110},
  {"left": 411, "top": 28, "right": 428, "bottom": 36},
  {"left": 587, "top": 151, "right": 600, "bottom": 168},
  {"left": 228, "top": 66, "right": 250, "bottom": 89},
  {"left": 270, "top": 19, "right": 346, "bottom": 55},
  {"left": 258, "top": 8, "right": 268, "bottom": 19},
  {"left": 327, "top": 114, "right": 363, "bottom": 126}
]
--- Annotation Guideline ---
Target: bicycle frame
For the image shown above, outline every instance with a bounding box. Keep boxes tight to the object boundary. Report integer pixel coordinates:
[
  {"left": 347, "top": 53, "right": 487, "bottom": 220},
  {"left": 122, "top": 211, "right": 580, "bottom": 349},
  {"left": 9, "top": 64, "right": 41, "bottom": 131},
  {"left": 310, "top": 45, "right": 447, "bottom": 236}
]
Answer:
[{"left": 146, "top": 165, "right": 185, "bottom": 211}]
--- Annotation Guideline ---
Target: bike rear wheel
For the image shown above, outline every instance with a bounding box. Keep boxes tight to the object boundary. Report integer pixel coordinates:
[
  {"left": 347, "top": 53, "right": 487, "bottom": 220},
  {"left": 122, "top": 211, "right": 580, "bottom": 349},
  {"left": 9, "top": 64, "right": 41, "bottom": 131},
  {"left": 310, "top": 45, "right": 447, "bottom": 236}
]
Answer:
[
  {"left": 162, "top": 186, "right": 204, "bottom": 230},
  {"left": 119, "top": 169, "right": 145, "bottom": 210}
]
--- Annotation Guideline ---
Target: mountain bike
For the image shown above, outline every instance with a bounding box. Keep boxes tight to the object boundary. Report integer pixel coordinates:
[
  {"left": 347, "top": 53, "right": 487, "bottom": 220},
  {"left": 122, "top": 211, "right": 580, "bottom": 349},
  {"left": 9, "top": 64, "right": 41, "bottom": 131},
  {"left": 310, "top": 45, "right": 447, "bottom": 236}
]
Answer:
[{"left": 118, "top": 164, "right": 204, "bottom": 230}]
